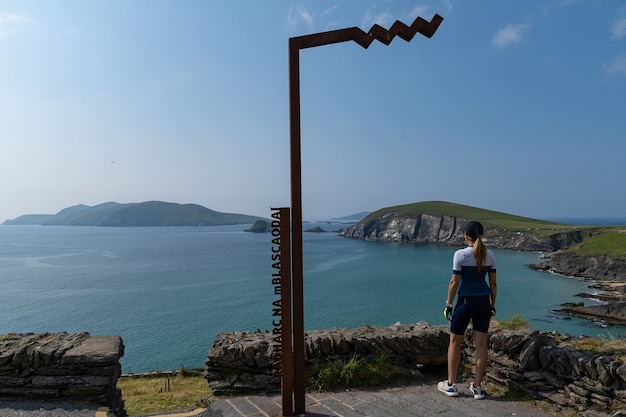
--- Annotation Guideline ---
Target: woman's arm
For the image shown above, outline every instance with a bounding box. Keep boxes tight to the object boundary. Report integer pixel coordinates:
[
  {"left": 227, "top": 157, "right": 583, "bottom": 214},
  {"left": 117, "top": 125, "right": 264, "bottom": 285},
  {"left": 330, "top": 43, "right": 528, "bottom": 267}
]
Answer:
[
  {"left": 446, "top": 273, "right": 461, "bottom": 306},
  {"left": 488, "top": 271, "right": 497, "bottom": 308}
]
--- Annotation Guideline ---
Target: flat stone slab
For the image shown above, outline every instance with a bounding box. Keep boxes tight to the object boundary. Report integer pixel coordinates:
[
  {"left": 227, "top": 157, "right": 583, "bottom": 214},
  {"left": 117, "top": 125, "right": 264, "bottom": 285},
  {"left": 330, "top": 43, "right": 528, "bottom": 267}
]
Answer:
[{"left": 62, "top": 336, "right": 124, "bottom": 365}]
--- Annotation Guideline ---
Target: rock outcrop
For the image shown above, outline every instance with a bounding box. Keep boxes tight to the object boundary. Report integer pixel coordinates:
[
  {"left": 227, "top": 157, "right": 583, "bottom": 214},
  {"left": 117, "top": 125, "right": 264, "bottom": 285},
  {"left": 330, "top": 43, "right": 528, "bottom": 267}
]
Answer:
[
  {"left": 531, "top": 252, "right": 626, "bottom": 282},
  {"left": 556, "top": 301, "right": 626, "bottom": 325},
  {"left": 204, "top": 323, "right": 626, "bottom": 415},
  {"left": 245, "top": 220, "right": 270, "bottom": 233},
  {"left": 529, "top": 252, "right": 626, "bottom": 324},
  {"left": 340, "top": 213, "right": 461, "bottom": 245},
  {"left": 340, "top": 212, "right": 582, "bottom": 251},
  {"left": 0, "top": 332, "right": 125, "bottom": 416}
]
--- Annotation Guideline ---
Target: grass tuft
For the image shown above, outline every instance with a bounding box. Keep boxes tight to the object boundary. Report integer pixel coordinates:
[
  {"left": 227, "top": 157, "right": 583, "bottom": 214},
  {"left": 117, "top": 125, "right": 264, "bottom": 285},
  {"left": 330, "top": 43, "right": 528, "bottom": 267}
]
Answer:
[
  {"left": 307, "top": 352, "right": 393, "bottom": 392},
  {"left": 566, "top": 335, "right": 626, "bottom": 360},
  {"left": 493, "top": 315, "right": 528, "bottom": 330}
]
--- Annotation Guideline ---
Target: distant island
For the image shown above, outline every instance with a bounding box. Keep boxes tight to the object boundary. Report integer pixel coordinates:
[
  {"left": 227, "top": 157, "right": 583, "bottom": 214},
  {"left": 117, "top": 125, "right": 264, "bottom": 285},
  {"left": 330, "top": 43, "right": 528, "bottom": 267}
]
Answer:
[
  {"left": 332, "top": 211, "right": 370, "bottom": 222},
  {"left": 2, "top": 201, "right": 267, "bottom": 227}
]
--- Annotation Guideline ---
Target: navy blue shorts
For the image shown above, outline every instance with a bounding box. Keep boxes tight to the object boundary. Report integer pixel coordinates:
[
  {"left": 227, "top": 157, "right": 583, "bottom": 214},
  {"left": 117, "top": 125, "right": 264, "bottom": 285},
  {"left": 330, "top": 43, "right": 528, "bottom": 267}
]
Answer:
[{"left": 450, "top": 295, "right": 492, "bottom": 335}]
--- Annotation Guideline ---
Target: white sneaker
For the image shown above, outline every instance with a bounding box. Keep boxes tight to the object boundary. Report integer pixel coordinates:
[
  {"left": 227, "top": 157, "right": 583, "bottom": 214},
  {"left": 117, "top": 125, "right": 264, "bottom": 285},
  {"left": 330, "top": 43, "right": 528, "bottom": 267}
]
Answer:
[
  {"left": 470, "top": 382, "right": 485, "bottom": 399},
  {"left": 437, "top": 380, "right": 459, "bottom": 397}
]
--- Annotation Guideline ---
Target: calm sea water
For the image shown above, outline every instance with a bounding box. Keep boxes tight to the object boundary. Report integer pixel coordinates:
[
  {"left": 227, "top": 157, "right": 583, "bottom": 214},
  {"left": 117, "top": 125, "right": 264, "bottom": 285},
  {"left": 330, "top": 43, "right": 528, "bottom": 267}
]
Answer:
[{"left": 0, "top": 223, "right": 622, "bottom": 373}]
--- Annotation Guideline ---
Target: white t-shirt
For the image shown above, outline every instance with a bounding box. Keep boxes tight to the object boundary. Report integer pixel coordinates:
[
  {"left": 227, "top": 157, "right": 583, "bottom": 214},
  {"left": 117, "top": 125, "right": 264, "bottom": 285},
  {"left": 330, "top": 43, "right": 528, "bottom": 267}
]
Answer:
[{"left": 452, "top": 245, "right": 496, "bottom": 297}]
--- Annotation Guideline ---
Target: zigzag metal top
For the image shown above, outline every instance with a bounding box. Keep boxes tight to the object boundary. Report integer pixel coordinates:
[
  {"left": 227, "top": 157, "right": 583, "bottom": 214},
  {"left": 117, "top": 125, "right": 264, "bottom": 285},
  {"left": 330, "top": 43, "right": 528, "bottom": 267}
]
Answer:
[
  {"left": 290, "top": 14, "right": 443, "bottom": 50},
  {"left": 286, "top": 13, "right": 443, "bottom": 417}
]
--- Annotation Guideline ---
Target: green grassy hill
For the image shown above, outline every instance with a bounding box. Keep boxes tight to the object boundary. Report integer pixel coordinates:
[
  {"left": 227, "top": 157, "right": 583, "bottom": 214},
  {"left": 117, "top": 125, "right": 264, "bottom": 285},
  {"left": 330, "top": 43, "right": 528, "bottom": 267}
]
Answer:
[
  {"left": 364, "top": 201, "right": 561, "bottom": 230},
  {"left": 362, "top": 201, "right": 626, "bottom": 259}
]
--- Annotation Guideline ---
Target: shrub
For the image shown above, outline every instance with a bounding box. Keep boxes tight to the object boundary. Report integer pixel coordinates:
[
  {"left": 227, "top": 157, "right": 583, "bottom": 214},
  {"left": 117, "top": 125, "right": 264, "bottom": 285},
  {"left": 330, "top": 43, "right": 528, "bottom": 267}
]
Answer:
[{"left": 307, "top": 352, "right": 392, "bottom": 392}]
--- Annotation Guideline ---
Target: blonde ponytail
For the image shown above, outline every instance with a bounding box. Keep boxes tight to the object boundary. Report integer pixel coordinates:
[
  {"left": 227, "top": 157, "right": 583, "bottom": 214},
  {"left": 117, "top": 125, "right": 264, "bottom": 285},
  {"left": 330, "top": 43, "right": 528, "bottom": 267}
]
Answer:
[
  {"left": 473, "top": 236, "right": 487, "bottom": 273},
  {"left": 464, "top": 221, "right": 487, "bottom": 272}
]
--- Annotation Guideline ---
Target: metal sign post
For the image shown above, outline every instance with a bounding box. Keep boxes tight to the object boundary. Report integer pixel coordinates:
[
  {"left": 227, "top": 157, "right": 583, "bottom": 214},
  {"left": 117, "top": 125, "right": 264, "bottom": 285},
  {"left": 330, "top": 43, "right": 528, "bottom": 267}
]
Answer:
[
  {"left": 270, "top": 207, "right": 293, "bottom": 415},
  {"left": 287, "top": 13, "right": 443, "bottom": 416}
]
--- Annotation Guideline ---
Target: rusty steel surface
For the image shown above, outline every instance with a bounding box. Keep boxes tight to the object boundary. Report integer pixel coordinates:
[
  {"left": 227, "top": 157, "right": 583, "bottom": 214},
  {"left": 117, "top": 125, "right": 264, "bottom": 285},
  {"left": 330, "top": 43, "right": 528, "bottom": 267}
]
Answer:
[
  {"left": 287, "top": 13, "right": 443, "bottom": 416},
  {"left": 290, "top": 13, "right": 443, "bottom": 50},
  {"left": 278, "top": 207, "right": 293, "bottom": 416}
]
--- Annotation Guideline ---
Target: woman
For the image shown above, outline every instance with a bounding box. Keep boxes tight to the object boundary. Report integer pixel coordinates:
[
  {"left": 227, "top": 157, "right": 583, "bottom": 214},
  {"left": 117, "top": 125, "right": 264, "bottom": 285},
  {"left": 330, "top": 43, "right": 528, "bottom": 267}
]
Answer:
[{"left": 437, "top": 220, "right": 497, "bottom": 399}]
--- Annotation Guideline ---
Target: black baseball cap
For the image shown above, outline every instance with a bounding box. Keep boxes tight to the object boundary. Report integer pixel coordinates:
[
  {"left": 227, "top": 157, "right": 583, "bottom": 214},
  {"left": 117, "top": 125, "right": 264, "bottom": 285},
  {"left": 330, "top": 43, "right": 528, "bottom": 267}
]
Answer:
[{"left": 464, "top": 221, "right": 484, "bottom": 239}]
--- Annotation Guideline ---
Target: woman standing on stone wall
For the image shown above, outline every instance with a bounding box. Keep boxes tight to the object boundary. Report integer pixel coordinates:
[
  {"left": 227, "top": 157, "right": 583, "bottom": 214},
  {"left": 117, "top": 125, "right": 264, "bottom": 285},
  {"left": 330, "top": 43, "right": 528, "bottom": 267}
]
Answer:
[{"left": 438, "top": 220, "right": 497, "bottom": 400}]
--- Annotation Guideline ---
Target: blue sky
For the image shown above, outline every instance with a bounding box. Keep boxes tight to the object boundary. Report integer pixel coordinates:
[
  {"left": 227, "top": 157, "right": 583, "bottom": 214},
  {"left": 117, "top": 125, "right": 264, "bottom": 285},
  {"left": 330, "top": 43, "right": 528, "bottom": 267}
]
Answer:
[{"left": 1, "top": 0, "right": 625, "bottom": 222}]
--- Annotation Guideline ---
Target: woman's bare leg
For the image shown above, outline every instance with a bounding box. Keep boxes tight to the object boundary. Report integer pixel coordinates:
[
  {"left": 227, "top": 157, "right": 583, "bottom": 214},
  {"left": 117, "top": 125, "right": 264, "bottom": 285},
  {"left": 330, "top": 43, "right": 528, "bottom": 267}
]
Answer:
[
  {"left": 447, "top": 333, "right": 464, "bottom": 384},
  {"left": 473, "top": 330, "right": 489, "bottom": 386}
]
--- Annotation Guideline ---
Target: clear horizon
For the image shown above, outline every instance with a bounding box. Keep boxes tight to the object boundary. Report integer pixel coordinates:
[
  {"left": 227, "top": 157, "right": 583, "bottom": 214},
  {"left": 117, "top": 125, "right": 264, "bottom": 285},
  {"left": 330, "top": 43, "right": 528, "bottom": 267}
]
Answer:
[
  {"left": 1, "top": 1, "right": 625, "bottom": 222},
  {"left": 3, "top": 199, "right": 626, "bottom": 226}
]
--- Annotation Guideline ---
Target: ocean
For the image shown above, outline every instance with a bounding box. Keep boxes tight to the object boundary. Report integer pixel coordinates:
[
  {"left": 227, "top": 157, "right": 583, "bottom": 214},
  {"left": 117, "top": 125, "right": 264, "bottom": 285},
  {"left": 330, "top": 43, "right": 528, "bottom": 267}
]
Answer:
[{"left": 0, "top": 223, "right": 623, "bottom": 373}]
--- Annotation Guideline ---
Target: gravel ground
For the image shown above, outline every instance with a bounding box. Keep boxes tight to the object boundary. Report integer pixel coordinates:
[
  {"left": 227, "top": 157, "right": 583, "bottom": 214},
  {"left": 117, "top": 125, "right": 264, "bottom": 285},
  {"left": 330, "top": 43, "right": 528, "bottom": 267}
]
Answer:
[{"left": 0, "top": 401, "right": 106, "bottom": 417}]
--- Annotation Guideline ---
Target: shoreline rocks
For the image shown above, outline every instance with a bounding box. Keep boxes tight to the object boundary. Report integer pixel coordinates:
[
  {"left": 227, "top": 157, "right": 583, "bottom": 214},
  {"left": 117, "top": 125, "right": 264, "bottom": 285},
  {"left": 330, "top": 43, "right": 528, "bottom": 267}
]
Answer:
[
  {"left": 530, "top": 252, "right": 626, "bottom": 283},
  {"left": 530, "top": 252, "right": 626, "bottom": 325}
]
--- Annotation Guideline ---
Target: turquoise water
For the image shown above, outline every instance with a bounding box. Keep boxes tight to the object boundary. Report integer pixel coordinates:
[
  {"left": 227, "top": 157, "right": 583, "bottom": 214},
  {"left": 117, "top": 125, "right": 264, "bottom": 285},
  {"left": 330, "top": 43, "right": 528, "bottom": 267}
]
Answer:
[{"left": 0, "top": 224, "right": 622, "bottom": 373}]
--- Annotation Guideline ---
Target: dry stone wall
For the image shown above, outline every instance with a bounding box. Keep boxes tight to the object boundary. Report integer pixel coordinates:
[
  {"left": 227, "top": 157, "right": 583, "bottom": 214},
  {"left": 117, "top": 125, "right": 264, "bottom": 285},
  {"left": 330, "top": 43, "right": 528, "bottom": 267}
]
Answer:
[
  {"left": 205, "top": 323, "right": 626, "bottom": 416},
  {"left": 204, "top": 322, "right": 449, "bottom": 395},
  {"left": 0, "top": 332, "right": 125, "bottom": 416},
  {"left": 487, "top": 328, "right": 626, "bottom": 414}
]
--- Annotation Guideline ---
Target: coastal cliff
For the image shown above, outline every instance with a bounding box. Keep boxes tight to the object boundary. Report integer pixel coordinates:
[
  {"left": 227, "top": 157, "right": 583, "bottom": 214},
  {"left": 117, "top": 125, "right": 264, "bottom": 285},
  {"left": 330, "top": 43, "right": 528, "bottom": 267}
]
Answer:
[{"left": 340, "top": 211, "right": 582, "bottom": 252}]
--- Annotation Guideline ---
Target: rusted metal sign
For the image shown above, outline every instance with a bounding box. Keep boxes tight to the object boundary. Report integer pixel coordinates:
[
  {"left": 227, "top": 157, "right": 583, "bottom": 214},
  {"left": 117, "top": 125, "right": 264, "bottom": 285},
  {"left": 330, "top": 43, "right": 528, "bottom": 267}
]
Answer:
[
  {"left": 280, "top": 12, "right": 443, "bottom": 416},
  {"left": 269, "top": 207, "right": 293, "bottom": 414}
]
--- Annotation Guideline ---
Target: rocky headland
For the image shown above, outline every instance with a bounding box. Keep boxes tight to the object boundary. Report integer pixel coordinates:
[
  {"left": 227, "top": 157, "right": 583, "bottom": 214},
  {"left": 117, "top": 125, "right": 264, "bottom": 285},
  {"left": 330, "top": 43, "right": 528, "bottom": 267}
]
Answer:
[
  {"left": 339, "top": 211, "right": 585, "bottom": 251},
  {"left": 340, "top": 209, "right": 626, "bottom": 327}
]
